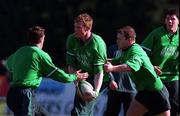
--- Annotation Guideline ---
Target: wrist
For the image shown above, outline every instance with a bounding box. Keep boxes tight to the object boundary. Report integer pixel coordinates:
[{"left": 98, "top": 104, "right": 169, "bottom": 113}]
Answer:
[{"left": 94, "top": 90, "right": 99, "bottom": 96}]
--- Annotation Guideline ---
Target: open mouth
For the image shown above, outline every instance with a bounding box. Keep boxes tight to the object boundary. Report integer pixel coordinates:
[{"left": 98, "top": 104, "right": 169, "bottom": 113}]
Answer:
[{"left": 168, "top": 24, "right": 173, "bottom": 28}]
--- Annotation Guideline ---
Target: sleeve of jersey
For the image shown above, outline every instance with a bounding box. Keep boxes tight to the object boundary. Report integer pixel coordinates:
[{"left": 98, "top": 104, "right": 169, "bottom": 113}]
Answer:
[
  {"left": 125, "top": 54, "right": 143, "bottom": 72},
  {"left": 93, "top": 42, "right": 107, "bottom": 74},
  {"left": 40, "top": 52, "right": 77, "bottom": 83},
  {"left": 141, "top": 31, "right": 155, "bottom": 56},
  {"left": 66, "top": 36, "right": 77, "bottom": 68}
]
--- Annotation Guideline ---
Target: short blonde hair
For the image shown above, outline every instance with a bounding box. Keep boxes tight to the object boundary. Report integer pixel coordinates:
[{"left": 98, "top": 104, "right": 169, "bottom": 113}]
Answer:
[{"left": 74, "top": 13, "right": 93, "bottom": 29}]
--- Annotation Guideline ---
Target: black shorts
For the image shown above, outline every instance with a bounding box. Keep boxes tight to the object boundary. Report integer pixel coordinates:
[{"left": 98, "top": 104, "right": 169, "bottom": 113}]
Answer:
[
  {"left": 6, "top": 86, "right": 49, "bottom": 116},
  {"left": 135, "top": 86, "right": 171, "bottom": 115}
]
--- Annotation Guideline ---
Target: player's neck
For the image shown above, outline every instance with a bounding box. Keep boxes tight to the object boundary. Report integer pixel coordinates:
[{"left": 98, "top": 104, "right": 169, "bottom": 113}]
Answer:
[{"left": 82, "top": 31, "right": 92, "bottom": 43}]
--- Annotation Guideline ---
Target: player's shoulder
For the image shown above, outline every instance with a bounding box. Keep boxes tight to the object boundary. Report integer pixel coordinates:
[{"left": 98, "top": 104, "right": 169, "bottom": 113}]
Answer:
[
  {"left": 92, "top": 33, "right": 103, "bottom": 40},
  {"left": 130, "top": 43, "right": 144, "bottom": 53},
  {"left": 67, "top": 33, "right": 76, "bottom": 39},
  {"left": 67, "top": 33, "right": 78, "bottom": 42},
  {"left": 92, "top": 33, "right": 105, "bottom": 44},
  {"left": 29, "top": 46, "right": 50, "bottom": 58},
  {"left": 151, "top": 26, "right": 165, "bottom": 34}
]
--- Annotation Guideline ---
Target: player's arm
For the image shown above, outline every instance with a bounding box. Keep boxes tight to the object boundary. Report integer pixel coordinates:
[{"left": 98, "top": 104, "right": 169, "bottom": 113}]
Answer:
[
  {"left": 105, "top": 51, "right": 143, "bottom": 73},
  {"left": 104, "top": 62, "right": 132, "bottom": 72},
  {"left": 67, "top": 65, "right": 79, "bottom": 86},
  {"left": 40, "top": 52, "right": 88, "bottom": 83},
  {"left": 92, "top": 37, "right": 107, "bottom": 96},
  {"left": 94, "top": 70, "right": 103, "bottom": 94}
]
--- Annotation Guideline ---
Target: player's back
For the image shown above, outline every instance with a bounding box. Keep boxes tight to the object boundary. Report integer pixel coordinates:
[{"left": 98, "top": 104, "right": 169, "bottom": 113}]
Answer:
[{"left": 7, "top": 45, "right": 44, "bottom": 88}]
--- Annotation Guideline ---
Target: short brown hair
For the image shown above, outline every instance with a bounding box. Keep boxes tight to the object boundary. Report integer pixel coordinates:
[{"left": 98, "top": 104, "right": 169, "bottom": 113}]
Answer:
[
  {"left": 164, "top": 7, "right": 179, "bottom": 19},
  {"left": 27, "top": 26, "right": 45, "bottom": 44},
  {"left": 117, "top": 26, "right": 136, "bottom": 40},
  {"left": 74, "top": 13, "right": 93, "bottom": 29}
]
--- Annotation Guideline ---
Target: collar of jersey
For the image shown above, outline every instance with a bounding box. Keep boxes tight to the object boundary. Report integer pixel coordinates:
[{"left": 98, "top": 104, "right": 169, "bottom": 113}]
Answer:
[{"left": 79, "top": 33, "right": 93, "bottom": 46}]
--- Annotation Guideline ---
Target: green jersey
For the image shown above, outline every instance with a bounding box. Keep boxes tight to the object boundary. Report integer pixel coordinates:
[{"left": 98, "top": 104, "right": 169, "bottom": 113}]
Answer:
[
  {"left": 141, "top": 26, "right": 179, "bottom": 82},
  {"left": 112, "top": 43, "right": 163, "bottom": 91},
  {"left": 66, "top": 33, "right": 107, "bottom": 80},
  {"left": 5, "top": 45, "right": 77, "bottom": 88}
]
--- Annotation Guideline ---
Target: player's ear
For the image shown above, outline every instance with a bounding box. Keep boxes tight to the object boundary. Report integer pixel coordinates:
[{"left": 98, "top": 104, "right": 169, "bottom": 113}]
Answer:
[{"left": 39, "top": 35, "right": 45, "bottom": 43}]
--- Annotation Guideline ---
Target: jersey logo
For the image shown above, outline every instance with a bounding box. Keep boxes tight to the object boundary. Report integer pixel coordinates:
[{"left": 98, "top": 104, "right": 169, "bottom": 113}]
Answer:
[{"left": 160, "top": 46, "right": 178, "bottom": 59}]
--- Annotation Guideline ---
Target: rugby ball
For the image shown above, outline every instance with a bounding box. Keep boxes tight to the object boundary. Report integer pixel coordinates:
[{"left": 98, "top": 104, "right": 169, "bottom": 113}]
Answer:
[{"left": 78, "top": 80, "right": 94, "bottom": 96}]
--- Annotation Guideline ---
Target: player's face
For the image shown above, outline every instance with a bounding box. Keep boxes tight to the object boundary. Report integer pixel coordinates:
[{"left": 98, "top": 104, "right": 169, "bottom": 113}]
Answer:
[
  {"left": 165, "top": 14, "right": 179, "bottom": 33},
  {"left": 116, "top": 33, "right": 128, "bottom": 50},
  {"left": 39, "top": 35, "right": 45, "bottom": 49},
  {"left": 74, "top": 22, "right": 87, "bottom": 39}
]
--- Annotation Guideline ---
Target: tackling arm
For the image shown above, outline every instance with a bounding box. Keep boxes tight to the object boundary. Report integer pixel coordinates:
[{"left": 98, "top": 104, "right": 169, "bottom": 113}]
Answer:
[{"left": 104, "top": 62, "right": 132, "bottom": 73}]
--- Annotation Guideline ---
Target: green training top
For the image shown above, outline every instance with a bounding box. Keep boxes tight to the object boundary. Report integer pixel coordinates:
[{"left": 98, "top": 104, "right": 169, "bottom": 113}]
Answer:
[
  {"left": 112, "top": 43, "right": 164, "bottom": 91},
  {"left": 66, "top": 33, "right": 107, "bottom": 81},
  {"left": 5, "top": 45, "right": 77, "bottom": 88},
  {"left": 141, "top": 26, "right": 179, "bottom": 82}
]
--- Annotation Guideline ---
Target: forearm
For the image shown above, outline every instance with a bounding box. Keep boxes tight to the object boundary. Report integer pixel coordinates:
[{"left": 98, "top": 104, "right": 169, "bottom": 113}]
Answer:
[
  {"left": 112, "top": 64, "right": 132, "bottom": 72},
  {"left": 51, "top": 68, "right": 77, "bottom": 83},
  {"left": 94, "top": 71, "right": 104, "bottom": 93}
]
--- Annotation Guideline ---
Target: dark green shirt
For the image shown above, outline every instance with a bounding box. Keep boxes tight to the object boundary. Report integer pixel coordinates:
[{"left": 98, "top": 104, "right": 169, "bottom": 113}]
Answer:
[
  {"left": 108, "top": 44, "right": 136, "bottom": 93},
  {"left": 5, "top": 45, "right": 77, "bottom": 88},
  {"left": 66, "top": 33, "right": 107, "bottom": 82},
  {"left": 113, "top": 43, "right": 163, "bottom": 91},
  {"left": 141, "top": 26, "right": 179, "bottom": 82}
]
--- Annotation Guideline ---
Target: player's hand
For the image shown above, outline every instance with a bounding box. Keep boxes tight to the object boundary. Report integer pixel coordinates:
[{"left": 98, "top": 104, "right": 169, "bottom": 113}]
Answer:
[
  {"left": 109, "top": 80, "right": 118, "bottom": 90},
  {"left": 76, "top": 70, "right": 89, "bottom": 81},
  {"left": 104, "top": 62, "right": 113, "bottom": 72},
  {"left": 154, "top": 66, "right": 162, "bottom": 75}
]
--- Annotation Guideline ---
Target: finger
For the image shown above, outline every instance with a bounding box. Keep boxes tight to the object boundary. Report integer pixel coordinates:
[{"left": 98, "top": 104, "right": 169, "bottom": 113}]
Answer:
[
  {"left": 104, "top": 67, "right": 109, "bottom": 72},
  {"left": 106, "top": 62, "right": 111, "bottom": 65},
  {"left": 104, "top": 65, "right": 108, "bottom": 70},
  {"left": 85, "top": 73, "right": 89, "bottom": 77},
  {"left": 80, "top": 73, "right": 88, "bottom": 79},
  {"left": 104, "top": 63, "right": 108, "bottom": 66},
  {"left": 76, "top": 69, "right": 82, "bottom": 73},
  {"left": 107, "top": 58, "right": 112, "bottom": 62}
]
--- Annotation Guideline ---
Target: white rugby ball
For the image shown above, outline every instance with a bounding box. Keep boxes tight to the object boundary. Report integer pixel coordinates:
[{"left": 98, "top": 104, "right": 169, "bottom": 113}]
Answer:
[{"left": 79, "top": 80, "right": 94, "bottom": 95}]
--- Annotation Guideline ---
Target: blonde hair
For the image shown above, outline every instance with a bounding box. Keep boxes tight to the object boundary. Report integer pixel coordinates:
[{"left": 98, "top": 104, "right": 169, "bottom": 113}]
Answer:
[{"left": 74, "top": 13, "right": 93, "bottom": 29}]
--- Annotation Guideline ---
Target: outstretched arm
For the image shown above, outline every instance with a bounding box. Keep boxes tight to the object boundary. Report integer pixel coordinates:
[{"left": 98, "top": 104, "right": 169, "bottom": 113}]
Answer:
[{"left": 104, "top": 62, "right": 132, "bottom": 73}]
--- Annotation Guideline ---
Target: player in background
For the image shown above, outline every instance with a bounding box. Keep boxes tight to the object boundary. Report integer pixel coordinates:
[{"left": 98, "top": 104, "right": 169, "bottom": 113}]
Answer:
[
  {"left": 0, "top": 60, "right": 10, "bottom": 97},
  {"left": 66, "top": 13, "right": 107, "bottom": 116},
  {"left": 104, "top": 26, "right": 171, "bottom": 116},
  {"left": 141, "top": 7, "right": 179, "bottom": 116},
  {"left": 103, "top": 44, "right": 136, "bottom": 116},
  {"left": 5, "top": 26, "right": 88, "bottom": 116}
]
